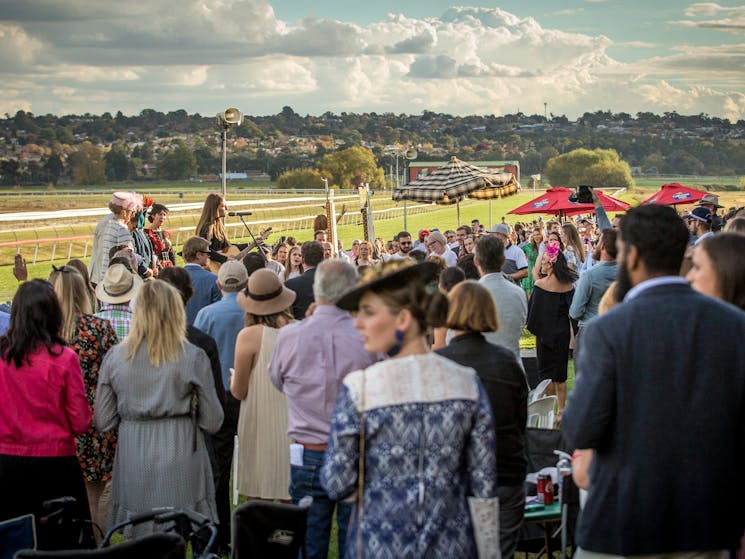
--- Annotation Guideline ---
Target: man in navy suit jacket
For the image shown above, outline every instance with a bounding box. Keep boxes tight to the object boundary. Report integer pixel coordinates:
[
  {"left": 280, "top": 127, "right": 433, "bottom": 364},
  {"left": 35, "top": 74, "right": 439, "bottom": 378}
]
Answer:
[
  {"left": 562, "top": 205, "right": 745, "bottom": 558},
  {"left": 285, "top": 240, "right": 324, "bottom": 320},
  {"left": 182, "top": 236, "right": 222, "bottom": 325}
]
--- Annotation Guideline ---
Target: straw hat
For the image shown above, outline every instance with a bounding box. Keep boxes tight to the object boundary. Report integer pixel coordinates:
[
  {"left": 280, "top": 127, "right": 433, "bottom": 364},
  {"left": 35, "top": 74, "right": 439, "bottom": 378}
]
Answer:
[
  {"left": 95, "top": 263, "right": 143, "bottom": 304},
  {"left": 237, "top": 269, "right": 296, "bottom": 316}
]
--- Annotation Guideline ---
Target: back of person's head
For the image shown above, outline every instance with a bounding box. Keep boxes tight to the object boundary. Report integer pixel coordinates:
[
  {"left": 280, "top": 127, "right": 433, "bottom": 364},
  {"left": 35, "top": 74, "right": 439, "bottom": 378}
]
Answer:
[
  {"left": 457, "top": 254, "right": 481, "bottom": 280},
  {"left": 50, "top": 266, "right": 92, "bottom": 343},
  {"left": 182, "top": 236, "right": 210, "bottom": 262},
  {"left": 699, "top": 233, "right": 745, "bottom": 311},
  {"left": 301, "top": 240, "right": 324, "bottom": 268},
  {"left": 242, "top": 252, "right": 266, "bottom": 277},
  {"left": 125, "top": 280, "right": 186, "bottom": 366},
  {"left": 66, "top": 258, "right": 93, "bottom": 286},
  {"left": 599, "top": 228, "right": 618, "bottom": 259},
  {"left": 108, "top": 244, "right": 130, "bottom": 261},
  {"left": 111, "top": 249, "right": 137, "bottom": 273},
  {"left": 409, "top": 250, "right": 426, "bottom": 263},
  {"left": 598, "top": 280, "right": 620, "bottom": 315},
  {"left": 158, "top": 266, "right": 194, "bottom": 305},
  {"left": 314, "top": 260, "right": 358, "bottom": 304},
  {"left": 439, "top": 266, "right": 466, "bottom": 293},
  {"left": 473, "top": 235, "right": 505, "bottom": 273},
  {"left": 217, "top": 260, "right": 249, "bottom": 292},
  {"left": 724, "top": 217, "right": 745, "bottom": 234},
  {"left": 619, "top": 205, "right": 688, "bottom": 276},
  {"left": 0, "top": 279, "right": 64, "bottom": 368},
  {"left": 445, "top": 280, "right": 498, "bottom": 333}
]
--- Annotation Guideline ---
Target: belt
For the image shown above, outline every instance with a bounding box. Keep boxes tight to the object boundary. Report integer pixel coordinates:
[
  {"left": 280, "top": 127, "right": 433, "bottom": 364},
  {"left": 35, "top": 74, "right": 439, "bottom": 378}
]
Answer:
[{"left": 294, "top": 441, "right": 327, "bottom": 452}]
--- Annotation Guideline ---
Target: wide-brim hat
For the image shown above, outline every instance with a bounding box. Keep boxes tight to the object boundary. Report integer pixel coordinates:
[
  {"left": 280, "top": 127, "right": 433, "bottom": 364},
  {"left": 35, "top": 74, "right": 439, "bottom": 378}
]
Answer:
[
  {"left": 236, "top": 269, "right": 296, "bottom": 315},
  {"left": 96, "top": 263, "right": 143, "bottom": 304},
  {"left": 336, "top": 261, "right": 440, "bottom": 312},
  {"left": 696, "top": 193, "right": 724, "bottom": 209}
]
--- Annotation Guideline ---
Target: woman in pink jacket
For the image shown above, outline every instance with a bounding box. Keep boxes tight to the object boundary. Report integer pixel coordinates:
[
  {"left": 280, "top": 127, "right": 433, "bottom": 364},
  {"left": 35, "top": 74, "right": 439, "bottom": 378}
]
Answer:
[{"left": 0, "top": 279, "right": 93, "bottom": 549}]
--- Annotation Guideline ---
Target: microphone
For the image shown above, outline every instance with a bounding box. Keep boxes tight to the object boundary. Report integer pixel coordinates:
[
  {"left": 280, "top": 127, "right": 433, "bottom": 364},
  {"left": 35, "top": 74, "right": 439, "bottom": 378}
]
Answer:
[{"left": 228, "top": 211, "right": 252, "bottom": 217}]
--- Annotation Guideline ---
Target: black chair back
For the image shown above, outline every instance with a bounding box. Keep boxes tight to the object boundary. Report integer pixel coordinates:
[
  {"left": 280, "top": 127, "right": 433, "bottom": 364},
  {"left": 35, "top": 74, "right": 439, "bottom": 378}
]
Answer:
[
  {"left": 231, "top": 497, "right": 312, "bottom": 559},
  {"left": 13, "top": 532, "right": 185, "bottom": 559}
]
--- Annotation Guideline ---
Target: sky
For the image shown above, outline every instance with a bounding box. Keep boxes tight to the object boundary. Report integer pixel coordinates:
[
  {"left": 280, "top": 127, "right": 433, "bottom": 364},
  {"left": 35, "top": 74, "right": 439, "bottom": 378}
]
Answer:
[{"left": 1, "top": 1, "right": 745, "bottom": 120}]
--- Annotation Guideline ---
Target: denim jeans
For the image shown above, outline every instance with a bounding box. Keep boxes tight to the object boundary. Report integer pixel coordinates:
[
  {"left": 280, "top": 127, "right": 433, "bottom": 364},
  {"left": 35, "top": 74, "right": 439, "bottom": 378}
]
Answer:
[{"left": 290, "top": 449, "right": 351, "bottom": 559}]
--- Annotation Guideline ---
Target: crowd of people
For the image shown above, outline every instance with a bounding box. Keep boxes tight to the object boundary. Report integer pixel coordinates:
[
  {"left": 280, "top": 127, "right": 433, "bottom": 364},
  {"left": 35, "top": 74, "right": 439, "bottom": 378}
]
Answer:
[{"left": 1, "top": 188, "right": 744, "bottom": 558}]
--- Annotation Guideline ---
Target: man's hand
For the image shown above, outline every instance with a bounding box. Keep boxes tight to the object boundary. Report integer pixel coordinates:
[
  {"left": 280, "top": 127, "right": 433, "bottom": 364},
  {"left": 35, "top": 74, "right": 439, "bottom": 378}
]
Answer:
[{"left": 13, "top": 254, "right": 28, "bottom": 282}]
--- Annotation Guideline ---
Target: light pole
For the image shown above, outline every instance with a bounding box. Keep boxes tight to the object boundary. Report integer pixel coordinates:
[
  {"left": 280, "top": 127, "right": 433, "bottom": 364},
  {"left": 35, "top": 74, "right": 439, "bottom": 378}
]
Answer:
[
  {"left": 402, "top": 147, "right": 417, "bottom": 230},
  {"left": 216, "top": 107, "right": 243, "bottom": 200}
]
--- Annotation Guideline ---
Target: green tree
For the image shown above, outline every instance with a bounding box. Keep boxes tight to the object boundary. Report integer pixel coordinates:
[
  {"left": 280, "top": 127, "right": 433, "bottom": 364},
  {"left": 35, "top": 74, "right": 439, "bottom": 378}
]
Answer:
[
  {"left": 157, "top": 143, "right": 197, "bottom": 180},
  {"left": 0, "top": 159, "right": 20, "bottom": 186},
  {"left": 276, "top": 168, "right": 325, "bottom": 189},
  {"left": 544, "top": 148, "right": 634, "bottom": 189},
  {"left": 104, "top": 146, "right": 130, "bottom": 181},
  {"left": 68, "top": 142, "right": 106, "bottom": 185},
  {"left": 319, "top": 146, "right": 385, "bottom": 189},
  {"left": 44, "top": 153, "right": 64, "bottom": 185}
]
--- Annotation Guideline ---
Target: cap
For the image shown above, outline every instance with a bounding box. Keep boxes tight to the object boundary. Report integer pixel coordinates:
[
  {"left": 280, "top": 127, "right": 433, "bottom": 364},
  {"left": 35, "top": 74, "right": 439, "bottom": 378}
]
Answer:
[
  {"left": 687, "top": 206, "right": 712, "bottom": 223},
  {"left": 217, "top": 260, "right": 249, "bottom": 291},
  {"left": 489, "top": 223, "right": 510, "bottom": 236}
]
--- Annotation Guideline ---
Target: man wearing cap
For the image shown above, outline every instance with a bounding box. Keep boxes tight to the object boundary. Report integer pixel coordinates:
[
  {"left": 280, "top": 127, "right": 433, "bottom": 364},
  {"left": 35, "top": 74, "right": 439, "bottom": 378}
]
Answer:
[
  {"left": 193, "top": 260, "right": 248, "bottom": 554},
  {"left": 90, "top": 192, "right": 140, "bottom": 285},
  {"left": 94, "top": 263, "right": 143, "bottom": 340},
  {"left": 182, "top": 237, "right": 221, "bottom": 326},
  {"left": 269, "top": 260, "right": 379, "bottom": 559},
  {"left": 686, "top": 207, "right": 714, "bottom": 245},
  {"left": 489, "top": 222, "right": 528, "bottom": 284}
]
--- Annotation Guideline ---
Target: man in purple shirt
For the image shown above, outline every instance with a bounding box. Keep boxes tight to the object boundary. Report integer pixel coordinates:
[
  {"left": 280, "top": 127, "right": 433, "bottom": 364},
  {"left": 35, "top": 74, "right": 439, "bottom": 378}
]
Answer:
[{"left": 269, "top": 259, "right": 379, "bottom": 559}]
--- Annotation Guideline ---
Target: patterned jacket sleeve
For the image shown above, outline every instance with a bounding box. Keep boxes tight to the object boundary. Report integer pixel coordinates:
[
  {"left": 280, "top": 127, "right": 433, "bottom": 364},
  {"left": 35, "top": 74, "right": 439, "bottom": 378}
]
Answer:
[
  {"left": 466, "top": 381, "right": 498, "bottom": 498},
  {"left": 321, "top": 384, "right": 361, "bottom": 501}
]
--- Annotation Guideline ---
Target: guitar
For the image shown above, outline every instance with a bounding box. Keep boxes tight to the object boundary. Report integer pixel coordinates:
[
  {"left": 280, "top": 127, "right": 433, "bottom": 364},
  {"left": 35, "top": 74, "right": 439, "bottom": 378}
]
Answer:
[{"left": 206, "top": 227, "right": 272, "bottom": 274}]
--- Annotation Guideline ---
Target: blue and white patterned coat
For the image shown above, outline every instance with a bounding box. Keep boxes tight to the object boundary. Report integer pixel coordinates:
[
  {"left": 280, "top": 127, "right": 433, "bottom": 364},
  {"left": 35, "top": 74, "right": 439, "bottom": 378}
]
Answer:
[{"left": 322, "top": 353, "right": 498, "bottom": 559}]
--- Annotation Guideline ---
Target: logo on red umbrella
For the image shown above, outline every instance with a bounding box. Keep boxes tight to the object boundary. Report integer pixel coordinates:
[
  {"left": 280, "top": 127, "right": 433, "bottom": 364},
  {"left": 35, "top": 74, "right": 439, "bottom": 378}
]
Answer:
[
  {"left": 672, "top": 192, "right": 691, "bottom": 200},
  {"left": 533, "top": 199, "right": 549, "bottom": 208}
]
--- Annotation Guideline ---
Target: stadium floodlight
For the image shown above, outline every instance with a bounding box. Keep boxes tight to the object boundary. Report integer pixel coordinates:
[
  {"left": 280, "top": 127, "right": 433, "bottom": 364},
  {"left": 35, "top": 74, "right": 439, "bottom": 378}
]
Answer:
[{"left": 216, "top": 108, "right": 244, "bottom": 199}]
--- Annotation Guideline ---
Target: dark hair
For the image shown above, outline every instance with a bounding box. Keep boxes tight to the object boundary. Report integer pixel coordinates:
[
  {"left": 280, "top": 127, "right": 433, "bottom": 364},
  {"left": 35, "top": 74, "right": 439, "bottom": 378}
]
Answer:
[
  {"left": 148, "top": 203, "right": 169, "bottom": 223},
  {"left": 108, "top": 256, "right": 135, "bottom": 274},
  {"left": 242, "top": 252, "right": 267, "bottom": 276},
  {"left": 439, "top": 266, "right": 465, "bottom": 292},
  {"left": 550, "top": 251, "right": 579, "bottom": 284},
  {"left": 457, "top": 254, "right": 481, "bottom": 280},
  {"left": 0, "top": 280, "right": 65, "bottom": 368},
  {"left": 109, "top": 244, "right": 130, "bottom": 260},
  {"left": 620, "top": 205, "right": 688, "bottom": 276},
  {"left": 158, "top": 267, "right": 194, "bottom": 305},
  {"left": 409, "top": 250, "right": 426, "bottom": 263},
  {"left": 473, "top": 235, "right": 505, "bottom": 273},
  {"left": 301, "top": 241, "right": 325, "bottom": 268},
  {"left": 599, "top": 228, "right": 618, "bottom": 259},
  {"left": 699, "top": 233, "right": 745, "bottom": 311},
  {"left": 397, "top": 231, "right": 411, "bottom": 239}
]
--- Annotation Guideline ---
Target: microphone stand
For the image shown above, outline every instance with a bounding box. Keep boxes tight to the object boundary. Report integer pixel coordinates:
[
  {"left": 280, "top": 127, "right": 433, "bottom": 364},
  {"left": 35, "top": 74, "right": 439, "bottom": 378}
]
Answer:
[{"left": 237, "top": 215, "right": 267, "bottom": 262}]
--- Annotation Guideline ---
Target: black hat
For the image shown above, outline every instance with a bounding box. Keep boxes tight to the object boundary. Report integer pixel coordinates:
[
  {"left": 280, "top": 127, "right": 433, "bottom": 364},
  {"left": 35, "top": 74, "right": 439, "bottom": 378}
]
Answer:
[{"left": 336, "top": 261, "right": 440, "bottom": 312}]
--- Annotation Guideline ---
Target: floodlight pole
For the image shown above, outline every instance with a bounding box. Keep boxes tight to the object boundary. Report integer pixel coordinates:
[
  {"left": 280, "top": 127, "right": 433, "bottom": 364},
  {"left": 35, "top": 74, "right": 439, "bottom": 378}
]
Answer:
[{"left": 216, "top": 107, "right": 243, "bottom": 201}]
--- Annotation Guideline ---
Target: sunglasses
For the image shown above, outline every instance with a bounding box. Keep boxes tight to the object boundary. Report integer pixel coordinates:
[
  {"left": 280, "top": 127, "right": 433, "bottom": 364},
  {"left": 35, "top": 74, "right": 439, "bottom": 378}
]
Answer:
[{"left": 399, "top": 241, "right": 412, "bottom": 245}]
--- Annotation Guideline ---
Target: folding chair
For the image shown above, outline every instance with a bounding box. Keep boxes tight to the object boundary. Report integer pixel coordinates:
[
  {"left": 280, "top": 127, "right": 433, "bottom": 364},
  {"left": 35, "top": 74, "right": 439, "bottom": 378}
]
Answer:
[
  {"left": 231, "top": 496, "right": 312, "bottom": 559},
  {"left": 528, "top": 379, "right": 552, "bottom": 404},
  {"left": 527, "top": 396, "right": 558, "bottom": 429},
  {"left": 13, "top": 532, "right": 185, "bottom": 559},
  {"left": 1, "top": 514, "right": 36, "bottom": 559}
]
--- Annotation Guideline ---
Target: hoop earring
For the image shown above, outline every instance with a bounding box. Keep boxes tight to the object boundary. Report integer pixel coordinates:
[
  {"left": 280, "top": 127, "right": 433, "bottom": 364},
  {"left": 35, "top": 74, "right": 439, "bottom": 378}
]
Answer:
[{"left": 386, "top": 329, "right": 405, "bottom": 357}]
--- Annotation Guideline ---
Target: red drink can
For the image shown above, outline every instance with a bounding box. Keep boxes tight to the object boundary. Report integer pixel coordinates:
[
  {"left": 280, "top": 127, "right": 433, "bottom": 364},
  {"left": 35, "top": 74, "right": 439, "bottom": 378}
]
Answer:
[
  {"left": 536, "top": 474, "right": 547, "bottom": 501},
  {"left": 543, "top": 478, "right": 554, "bottom": 505}
]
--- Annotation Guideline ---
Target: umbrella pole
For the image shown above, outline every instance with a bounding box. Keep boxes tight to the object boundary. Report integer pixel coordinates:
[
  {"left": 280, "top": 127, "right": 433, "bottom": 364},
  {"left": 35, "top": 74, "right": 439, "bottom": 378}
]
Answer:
[
  {"left": 457, "top": 201, "right": 461, "bottom": 226},
  {"left": 489, "top": 199, "right": 493, "bottom": 229}
]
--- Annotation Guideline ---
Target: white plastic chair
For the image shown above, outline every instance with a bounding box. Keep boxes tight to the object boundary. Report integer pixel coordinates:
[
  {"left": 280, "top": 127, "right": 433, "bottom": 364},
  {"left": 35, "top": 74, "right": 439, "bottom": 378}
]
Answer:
[
  {"left": 528, "top": 379, "right": 552, "bottom": 403},
  {"left": 527, "top": 395, "right": 558, "bottom": 429}
]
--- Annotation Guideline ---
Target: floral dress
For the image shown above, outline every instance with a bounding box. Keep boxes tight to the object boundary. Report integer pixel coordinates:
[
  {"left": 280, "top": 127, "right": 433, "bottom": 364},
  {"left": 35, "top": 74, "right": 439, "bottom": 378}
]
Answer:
[
  {"left": 72, "top": 314, "right": 118, "bottom": 482},
  {"left": 145, "top": 228, "right": 176, "bottom": 270}
]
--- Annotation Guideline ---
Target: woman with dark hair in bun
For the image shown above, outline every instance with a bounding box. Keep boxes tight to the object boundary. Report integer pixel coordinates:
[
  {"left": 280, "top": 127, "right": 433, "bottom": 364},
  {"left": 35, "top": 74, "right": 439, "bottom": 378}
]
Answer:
[{"left": 322, "top": 261, "right": 499, "bottom": 559}]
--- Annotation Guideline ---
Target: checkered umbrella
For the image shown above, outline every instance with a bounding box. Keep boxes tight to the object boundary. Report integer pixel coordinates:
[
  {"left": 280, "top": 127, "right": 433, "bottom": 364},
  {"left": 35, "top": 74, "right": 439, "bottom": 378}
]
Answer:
[{"left": 392, "top": 156, "right": 519, "bottom": 205}]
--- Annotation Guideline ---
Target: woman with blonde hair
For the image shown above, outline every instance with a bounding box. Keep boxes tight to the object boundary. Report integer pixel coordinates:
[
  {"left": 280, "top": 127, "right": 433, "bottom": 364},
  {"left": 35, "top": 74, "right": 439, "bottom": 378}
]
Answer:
[
  {"left": 561, "top": 222, "right": 585, "bottom": 271},
  {"left": 94, "top": 280, "right": 223, "bottom": 536},
  {"left": 50, "top": 266, "right": 118, "bottom": 536},
  {"left": 322, "top": 261, "right": 499, "bottom": 558},
  {"left": 66, "top": 258, "right": 99, "bottom": 313},
  {"left": 354, "top": 240, "right": 377, "bottom": 267},
  {"left": 436, "top": 280, "right": 527, "bottom": 559},
  {"left": 231, "top": 269, "right": 296, "bottom": 501}
]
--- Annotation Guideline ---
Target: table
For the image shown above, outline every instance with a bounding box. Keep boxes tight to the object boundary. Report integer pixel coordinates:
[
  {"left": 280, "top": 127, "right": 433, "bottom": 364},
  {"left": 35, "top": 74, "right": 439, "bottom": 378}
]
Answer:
[{"left": 523, "top": 501, "right": 562, "bottom": 558}]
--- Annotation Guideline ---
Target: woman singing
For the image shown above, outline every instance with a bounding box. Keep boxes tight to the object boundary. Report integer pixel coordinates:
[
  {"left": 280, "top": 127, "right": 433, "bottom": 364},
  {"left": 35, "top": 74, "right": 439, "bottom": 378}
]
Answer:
[{"left": 195, "top": 193, "right": 246, "bottom": 267}]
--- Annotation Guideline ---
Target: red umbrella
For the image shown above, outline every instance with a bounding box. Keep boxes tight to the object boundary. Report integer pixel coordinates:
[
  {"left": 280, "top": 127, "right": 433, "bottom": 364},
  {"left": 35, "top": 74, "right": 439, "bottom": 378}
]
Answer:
[
  {"left": 640, "top": 183, "right": 708, "bottom": 206},
  {"left": 508, "top": 187, "right": 630, "bottom": 218}
]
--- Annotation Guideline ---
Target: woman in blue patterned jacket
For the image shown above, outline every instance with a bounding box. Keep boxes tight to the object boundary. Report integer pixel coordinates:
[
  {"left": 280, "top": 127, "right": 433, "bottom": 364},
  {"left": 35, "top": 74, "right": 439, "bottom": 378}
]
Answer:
[{"left": 322, "top": 260, "right": 499, "bottom": 559}]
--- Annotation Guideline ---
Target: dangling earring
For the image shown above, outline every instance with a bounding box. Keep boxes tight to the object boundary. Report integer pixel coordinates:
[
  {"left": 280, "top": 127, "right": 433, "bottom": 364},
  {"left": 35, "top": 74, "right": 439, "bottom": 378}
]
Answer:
[{"left": 387, "top": 329, "right": 405, "bottom": 357}]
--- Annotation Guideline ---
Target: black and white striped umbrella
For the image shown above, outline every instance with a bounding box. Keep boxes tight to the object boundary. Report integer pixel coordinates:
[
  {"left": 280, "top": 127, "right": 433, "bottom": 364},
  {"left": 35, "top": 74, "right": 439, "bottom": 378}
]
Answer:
[{"left": 392, "top": 156, "right": 519, "bottom": 205}]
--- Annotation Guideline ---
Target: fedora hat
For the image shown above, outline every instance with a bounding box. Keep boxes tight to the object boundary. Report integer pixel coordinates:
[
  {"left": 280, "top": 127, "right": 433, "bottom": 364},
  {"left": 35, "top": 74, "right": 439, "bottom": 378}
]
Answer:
[
  {"left": 237, "top": 269, "right": 296, "bottom": 316},
  {"left": 696, "top": 193, "right": 724, "bottom": 209},
  {"left": 96, "top": 263, "right": 143, "bottom": 304},
  {"left": 336, "top": 260, "right": 441, "bottom": 312}
]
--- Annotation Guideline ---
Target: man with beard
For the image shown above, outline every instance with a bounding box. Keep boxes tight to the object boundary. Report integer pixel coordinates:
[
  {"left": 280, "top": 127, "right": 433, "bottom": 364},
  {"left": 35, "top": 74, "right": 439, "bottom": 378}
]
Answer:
[
  {"left": 569, "top": 228, "right": 618, "bottom": 342},
  {"left": 390, "top": 230, "right": 413, "bottom": 260},
  {"left": 562, "top": 205, "right": 745, "bottom": 559}
]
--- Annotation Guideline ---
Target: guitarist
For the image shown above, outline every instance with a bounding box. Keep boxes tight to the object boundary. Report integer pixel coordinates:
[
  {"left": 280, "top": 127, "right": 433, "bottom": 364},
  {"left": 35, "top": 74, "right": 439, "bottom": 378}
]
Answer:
[{"left": 195, "top": 193, "right": 247, "bottom": 267}]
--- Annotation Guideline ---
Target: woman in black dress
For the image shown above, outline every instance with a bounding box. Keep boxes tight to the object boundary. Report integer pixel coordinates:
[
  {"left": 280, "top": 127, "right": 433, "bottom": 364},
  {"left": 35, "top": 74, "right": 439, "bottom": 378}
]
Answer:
[{"left": 526, "top": 240, "right": 577, "bottom": 417}]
